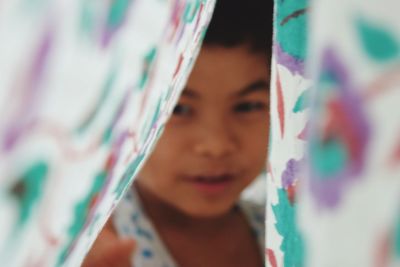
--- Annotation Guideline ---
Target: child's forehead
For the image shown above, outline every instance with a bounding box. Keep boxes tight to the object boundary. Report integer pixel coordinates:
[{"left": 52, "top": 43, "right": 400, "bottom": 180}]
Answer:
[
  {"left": 197, "top": 44, "right": 267, "bottom": 62},
  {"left": 183, "top": 45, "right": 269, "bottom": 99}
]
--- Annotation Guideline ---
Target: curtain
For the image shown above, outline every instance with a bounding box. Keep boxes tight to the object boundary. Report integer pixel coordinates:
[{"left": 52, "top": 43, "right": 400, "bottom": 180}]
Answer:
[
  {"left": 2, "top": 0, "right": 400, "bottom": 266},
  {"left": 0, "top": 0, "right": 215, "bottom": 266},
  {"left": 267, "top": 0, "right": 400, "bottom": 266}
]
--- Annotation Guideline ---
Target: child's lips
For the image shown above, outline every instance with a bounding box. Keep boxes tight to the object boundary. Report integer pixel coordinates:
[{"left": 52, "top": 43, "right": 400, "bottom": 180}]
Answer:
[{"left": 184, "top": 174, "right": 235, "bottom": 195}]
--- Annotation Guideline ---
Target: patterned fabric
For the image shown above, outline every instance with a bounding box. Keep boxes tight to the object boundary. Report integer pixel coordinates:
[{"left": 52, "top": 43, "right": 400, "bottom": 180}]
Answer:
[
  {"left": 266, "top": 0, "right": 400, "bottom": 266},
  {"left": 114, "top": 184, "right": 266, "bottom": 267},
  {"left": 2, "top": 0, "right": 400, "bottom": 266},
  {"left": 0, "top": 1, "right": 215, "bottom": 266},
  {"left": 300, "top": 0, "right": 400, "bottom": 266},
  {"left": 266, "top": 0, "right": 310, "bottom": 266}
]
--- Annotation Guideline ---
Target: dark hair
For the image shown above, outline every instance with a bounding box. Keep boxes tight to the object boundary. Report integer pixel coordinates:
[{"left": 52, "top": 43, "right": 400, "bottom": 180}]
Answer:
[{"left": 203, "top": 0, "right": 273, "bottom": 54}]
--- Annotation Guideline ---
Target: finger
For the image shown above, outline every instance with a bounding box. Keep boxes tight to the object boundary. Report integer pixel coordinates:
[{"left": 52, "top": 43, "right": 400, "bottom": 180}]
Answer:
[
  {"left": 82, "top": 238, "right": 135, "bottom": 267},
  {"left": 101, "top": 239, "right": 136, "bottom": 267}
]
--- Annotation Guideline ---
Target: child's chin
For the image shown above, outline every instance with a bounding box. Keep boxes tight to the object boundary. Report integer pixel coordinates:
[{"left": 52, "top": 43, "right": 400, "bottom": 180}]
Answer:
[{"left": 181, "top": 203, "right": 235, "bottom": 219}]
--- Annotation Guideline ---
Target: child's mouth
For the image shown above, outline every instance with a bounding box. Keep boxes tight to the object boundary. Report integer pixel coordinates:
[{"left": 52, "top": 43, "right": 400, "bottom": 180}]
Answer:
[{"left": 186, "top": 174, "right": 234, "bottom": 195}]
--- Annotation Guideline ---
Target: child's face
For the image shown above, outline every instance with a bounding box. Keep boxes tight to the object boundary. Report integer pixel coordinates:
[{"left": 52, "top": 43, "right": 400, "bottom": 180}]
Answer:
[{"left": 136, "top": 45, "right": 269, "bottom": 217}]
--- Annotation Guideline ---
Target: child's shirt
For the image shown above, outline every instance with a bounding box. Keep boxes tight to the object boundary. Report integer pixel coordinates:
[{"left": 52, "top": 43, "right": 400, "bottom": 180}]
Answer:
[{"left": 113, "top": 185, "right": 265, "bottom": 267}]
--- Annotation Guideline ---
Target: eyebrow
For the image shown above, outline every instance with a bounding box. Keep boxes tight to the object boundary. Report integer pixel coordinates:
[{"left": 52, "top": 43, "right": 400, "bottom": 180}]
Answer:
[
  {"left": 181, "top": 79, "right": 269, "bottom": 99},
  {"left": 181, "top": 88, "right": 199, "bottom": 98},
  {"left": 234, "top": 79, "right": 269, "bottom": 97}
]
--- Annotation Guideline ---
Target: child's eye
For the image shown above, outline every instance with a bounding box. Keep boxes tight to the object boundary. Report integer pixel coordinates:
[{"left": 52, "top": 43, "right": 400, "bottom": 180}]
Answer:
[
  {"left": 172, "top": 103, "right": 193, "bottom": 116},
  {"left": 234, "top": 101, "right": 267, "bottom": 113}
]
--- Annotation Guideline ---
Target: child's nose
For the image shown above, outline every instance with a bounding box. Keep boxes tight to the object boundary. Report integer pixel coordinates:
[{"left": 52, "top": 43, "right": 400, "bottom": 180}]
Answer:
[{"left": 194, "top": 120, "right": 238, "bottom": 159}]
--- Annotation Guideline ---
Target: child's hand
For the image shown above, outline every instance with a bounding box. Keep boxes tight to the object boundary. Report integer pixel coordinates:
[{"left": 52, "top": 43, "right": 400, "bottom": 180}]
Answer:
[{"left": 82, "top": 220, "right": 135, "bottom": 267}]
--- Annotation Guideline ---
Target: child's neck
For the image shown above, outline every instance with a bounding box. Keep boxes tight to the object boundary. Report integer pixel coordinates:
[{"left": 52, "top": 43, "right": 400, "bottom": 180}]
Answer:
[
  {"left": 133, "top": 182, "right": 263, "bottom": 267},
  {"left": 134, "top": 182, "right": 238, "bottom": 235}
]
